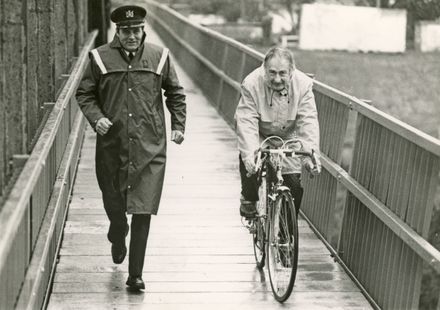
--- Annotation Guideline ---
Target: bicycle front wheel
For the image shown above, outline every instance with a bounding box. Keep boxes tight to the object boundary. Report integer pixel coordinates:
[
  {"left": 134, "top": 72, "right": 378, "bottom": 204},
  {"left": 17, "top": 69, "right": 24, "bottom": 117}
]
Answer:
[
  {"left": 252, "top": 176, "right": 267, "bottom": 268},
  {"left": 267, "top": 190, "right": 298, "bottom": 303},
  {"left": 252, "top": 217, "right": 266, "bottom": 268}
]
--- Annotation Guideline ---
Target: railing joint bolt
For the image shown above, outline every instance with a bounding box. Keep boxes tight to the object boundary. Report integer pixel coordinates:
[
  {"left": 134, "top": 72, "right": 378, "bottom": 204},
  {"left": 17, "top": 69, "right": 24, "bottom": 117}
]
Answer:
[
  {"left": 360, "top": 98, "right": 372, "bottom": 105},
  {"left": 43, "top": 102, "right": 56, "bottom": 111},
  {"left": 12, "top": 154, "right": 30, "bottom": 169}
]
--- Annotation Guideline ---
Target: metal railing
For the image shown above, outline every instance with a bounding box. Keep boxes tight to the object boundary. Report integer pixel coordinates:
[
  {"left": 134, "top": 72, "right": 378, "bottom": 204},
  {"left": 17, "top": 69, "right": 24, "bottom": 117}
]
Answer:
[
  {"left": 0, "top": 31, "right": 97, "bottom": 310},
  {"left": 0, "top": 0, "right": 89, "bottom": 201},
  {"left": 145, "top": 1, "right": 440, "bottom": 308}
]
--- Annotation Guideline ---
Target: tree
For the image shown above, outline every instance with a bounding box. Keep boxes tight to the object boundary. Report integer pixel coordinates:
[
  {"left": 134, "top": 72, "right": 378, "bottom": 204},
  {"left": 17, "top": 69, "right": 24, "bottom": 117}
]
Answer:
[
  {"left": 360, "top": 0, "right": 440, "bottom": 48},
  {"left": 363, "top": 0, "right": 440, "bottom": 19},
  {"left": 189, "top": 0, "right": 241, "bottom": 22},
  {"left": 280, "top": 0, "right": 315, "bottom": 34}
]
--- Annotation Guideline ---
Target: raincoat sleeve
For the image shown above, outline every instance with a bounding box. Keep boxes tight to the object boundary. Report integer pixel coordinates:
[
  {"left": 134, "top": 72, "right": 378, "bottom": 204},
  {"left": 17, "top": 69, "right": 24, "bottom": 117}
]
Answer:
[
  {"left": 75, "top": 56, "right": 106, "bottom": 129},
  {"left": 235, "top": 84, "right": 260, "bottom": 162},
  {"left": 162, "top": 55, "right": 186, "bottom": 133},
  {"left": 295, "top": 81, "right": 320, "bottom": 156}
]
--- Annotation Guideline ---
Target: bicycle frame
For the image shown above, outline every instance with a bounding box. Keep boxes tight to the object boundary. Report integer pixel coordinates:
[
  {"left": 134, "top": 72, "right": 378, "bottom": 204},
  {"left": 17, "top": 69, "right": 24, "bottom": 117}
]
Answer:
[
  {"left": 256, "top": 151, "right": 294, "bottom": 240},
  {"left": 257, "top": 146, "right": 315, "bottom": 210}
]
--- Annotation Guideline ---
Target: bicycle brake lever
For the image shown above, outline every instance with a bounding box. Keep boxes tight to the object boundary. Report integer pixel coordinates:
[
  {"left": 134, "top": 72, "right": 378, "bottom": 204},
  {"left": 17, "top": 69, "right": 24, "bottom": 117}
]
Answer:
[
  {"left": 311, "top": 149, "right": 318, "bottom": 166},
  {"left": 308, "top": 150, "right": 318, "bottom": 179},
  {"left": 246, "top": 151, "right": 264, "bottom": 178}
]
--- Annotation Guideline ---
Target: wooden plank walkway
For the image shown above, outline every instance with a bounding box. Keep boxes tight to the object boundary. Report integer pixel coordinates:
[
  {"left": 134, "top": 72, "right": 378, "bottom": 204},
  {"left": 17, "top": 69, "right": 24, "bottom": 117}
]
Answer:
[{"left": 46, "top": 29, "right": 373, "bottom": 310}]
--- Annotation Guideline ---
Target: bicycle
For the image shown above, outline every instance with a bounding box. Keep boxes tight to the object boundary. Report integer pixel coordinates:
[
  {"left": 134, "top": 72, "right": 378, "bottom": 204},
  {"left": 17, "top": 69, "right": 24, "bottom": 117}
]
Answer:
[{"left": 244, "top": 136, "right": 318, "bottom": 303}]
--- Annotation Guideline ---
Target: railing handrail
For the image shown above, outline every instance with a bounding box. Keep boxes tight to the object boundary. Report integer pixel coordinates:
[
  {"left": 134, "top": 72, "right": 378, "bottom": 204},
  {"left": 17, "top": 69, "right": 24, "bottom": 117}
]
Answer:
[
  {"left": 0, "top": 31, "right": 97, "bottom": 273},
  {"left": 313, "top": 81, "right": 440, "bottom": 156},
  {"left": 322, "top": 153, "right": 440, "bottom": 273}
]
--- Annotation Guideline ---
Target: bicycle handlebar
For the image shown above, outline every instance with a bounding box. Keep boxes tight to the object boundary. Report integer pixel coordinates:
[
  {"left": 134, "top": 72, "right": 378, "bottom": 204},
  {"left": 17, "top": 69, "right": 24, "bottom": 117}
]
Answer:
[
  {"left": 244, "top": 137, "right": 320, "bottom": 177},
  {"left": 259, "top": 148, "right": 317, "bottom": 163},
  {"left": 260, "top": 148, "right": 312, "bottom": 157},
  {"left": 246, "top": 148, "right": 319, "bottom": 178}
]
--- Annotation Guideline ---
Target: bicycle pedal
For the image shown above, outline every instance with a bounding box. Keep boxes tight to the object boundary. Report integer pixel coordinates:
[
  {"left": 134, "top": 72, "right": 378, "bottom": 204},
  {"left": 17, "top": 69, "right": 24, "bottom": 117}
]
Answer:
[
  {"left": 248, "top": 225, "right": 257, "bottom": 234},
  {"left": 241, "top": 217, "right": 256, "bottom": 234}
]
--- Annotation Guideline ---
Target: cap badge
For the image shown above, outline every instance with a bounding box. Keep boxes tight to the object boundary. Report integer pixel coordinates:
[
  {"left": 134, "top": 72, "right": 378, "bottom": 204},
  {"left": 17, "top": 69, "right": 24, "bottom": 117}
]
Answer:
[{"left": 126, "top": 10, "right": 134, "bottom": 18}]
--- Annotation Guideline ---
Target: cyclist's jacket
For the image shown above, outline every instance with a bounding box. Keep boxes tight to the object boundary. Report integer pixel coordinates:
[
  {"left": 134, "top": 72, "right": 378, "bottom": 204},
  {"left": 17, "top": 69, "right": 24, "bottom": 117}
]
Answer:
[
  {"left": 76, "top": 34, "right": 186, "bottom": 214},
  {"left": 234, "top": 65, "right": 319, "bottom": 174}
]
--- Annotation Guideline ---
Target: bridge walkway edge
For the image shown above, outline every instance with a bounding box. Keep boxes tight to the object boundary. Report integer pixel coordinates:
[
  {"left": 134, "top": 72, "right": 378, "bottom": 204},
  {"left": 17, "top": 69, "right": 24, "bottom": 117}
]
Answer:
[{"left": 46, "top": 28, "right": 373, "bottom": 309}]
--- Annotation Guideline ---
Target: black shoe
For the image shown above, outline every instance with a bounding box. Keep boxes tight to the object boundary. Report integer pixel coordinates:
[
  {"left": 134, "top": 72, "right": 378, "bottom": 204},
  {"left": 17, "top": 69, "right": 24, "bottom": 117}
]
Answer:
[
  {"left": 111, "top": 224, "right": 129, "bottom": 264},
  {"left": 111, "top": 242, "right": 127, "bottom": 264},
  {"left": 126, "top": 275, "right": 145, "bottom": 290}
]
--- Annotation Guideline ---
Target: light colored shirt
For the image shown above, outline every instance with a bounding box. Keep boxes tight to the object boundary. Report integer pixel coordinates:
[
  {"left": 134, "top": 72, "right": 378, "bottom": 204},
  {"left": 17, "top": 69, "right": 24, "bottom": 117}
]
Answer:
[
  {"left": 234, "top": 65, "right": 320, "bottom": 174},
  {"left": 124, "top": 50, "right": 136, "bottom": 57}
]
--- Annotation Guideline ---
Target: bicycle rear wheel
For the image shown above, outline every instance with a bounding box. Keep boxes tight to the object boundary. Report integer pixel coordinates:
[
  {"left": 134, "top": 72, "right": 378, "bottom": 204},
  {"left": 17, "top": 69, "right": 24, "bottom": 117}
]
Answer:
[
  {"left": 267, "top": 190, "right": 298, "bottom": 302},
  {"left": 252, "top": 176, "right": 267, "bottom": 268}
]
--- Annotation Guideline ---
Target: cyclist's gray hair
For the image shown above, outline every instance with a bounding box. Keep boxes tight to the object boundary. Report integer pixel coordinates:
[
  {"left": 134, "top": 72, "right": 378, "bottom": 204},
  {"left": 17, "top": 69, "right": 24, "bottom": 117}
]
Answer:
[{"left": 263, "top": 47, "right": 296, "bottom": 70}]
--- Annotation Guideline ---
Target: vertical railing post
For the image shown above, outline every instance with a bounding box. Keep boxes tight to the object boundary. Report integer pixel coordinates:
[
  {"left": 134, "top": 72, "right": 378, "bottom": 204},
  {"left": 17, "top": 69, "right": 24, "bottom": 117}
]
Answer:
[
  {"left": 236, "top": 52, "right": 247, "bottom": 103},
  {"left": 37, "top": 0, "right": 56, "bottom": 112},
  {"left": 0, "top": 0, "right": 4, "bottom": 196},
  {"left": 88, "top": 0, "right": 109, "bottom": 45},
  {"left": 54, "top": 0, "right": 68, "bottom": 93},
  {"left": 216, "top": 44, "right": 229, "bottom": 109},
  {"left": 25, "top": 0, "right": 39, "bottom": 150},
  {"left": 4, "top": 0, "right": 27, "bottom": 159}
]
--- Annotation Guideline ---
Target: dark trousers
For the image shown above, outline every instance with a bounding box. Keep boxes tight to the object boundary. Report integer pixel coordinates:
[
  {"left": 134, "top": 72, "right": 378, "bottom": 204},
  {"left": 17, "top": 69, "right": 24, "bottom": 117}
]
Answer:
[
  {"left": 239, "top": 155, "right": 304, "bottom": 214},
  {"left": 103, "top": 193, "right": 152, "bottom": 277},
  {"left": 129, "top": 214, "right": 151, "bottom": 276}
]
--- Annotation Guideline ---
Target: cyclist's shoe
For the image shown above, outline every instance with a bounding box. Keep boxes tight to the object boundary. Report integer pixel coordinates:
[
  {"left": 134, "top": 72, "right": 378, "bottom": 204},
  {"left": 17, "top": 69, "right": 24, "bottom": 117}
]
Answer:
[
  {"left": 247, "top": 222, "right": 257, "bottom": 234},
  {"left": 240, "top": 197, "right": 257, "bottom": 218}
]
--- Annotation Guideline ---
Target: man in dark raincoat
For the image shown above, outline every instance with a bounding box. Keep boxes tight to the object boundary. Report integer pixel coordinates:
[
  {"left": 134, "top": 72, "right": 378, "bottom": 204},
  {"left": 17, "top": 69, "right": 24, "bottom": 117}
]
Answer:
[{"left": 76, "top": 5, "right": 186, "bottom": 290}]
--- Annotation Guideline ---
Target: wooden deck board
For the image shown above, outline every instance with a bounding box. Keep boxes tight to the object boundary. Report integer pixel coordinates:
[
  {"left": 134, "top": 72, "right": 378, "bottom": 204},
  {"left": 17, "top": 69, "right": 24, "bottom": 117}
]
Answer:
[
  {"left": 46, "top": 30, "right": 373, "bottom": 309},
  {"left": 48, "top": 292, "right": 371, "bottom": 309}
]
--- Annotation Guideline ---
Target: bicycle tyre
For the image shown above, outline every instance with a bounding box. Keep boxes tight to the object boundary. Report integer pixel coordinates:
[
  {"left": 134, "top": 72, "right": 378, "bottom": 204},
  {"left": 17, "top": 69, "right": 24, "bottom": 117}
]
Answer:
[
  {"left": 252, "top": 218, "right": 266, "bottom": 268},
  {"left": 267, "top": 190, "right": 299, "bottom": 303},
  {"left": 252, "top": 176, "right": 267, "bottom": 268}
]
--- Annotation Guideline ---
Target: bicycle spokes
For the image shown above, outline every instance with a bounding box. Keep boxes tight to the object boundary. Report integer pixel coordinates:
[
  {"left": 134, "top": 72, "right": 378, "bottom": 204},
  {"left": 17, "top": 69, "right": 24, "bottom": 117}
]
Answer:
[{"left": 267, "top": 192, "right": 298, "bottom": 302}]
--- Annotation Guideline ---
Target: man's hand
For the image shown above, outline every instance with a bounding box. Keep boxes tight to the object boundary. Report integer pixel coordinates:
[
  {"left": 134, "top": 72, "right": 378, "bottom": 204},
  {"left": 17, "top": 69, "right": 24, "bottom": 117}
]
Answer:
[
  {"left": 95, "top": 117, "right": 113, "bottom": 136},
  {"left": 243, "top": 157, "right": 257, "bottom": 176},
  {"left": 171, "top": 130, "right": 184, "bottom": 144},
  {"left": 304, "top": 156, "right": 321, "bottom": 176}
]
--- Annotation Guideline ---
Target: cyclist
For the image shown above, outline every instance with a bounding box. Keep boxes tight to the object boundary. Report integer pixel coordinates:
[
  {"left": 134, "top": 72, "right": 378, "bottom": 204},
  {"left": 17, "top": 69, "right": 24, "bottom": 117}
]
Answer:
[{"left": 235, "top": 47, "right": 321, "bottom": 218}]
